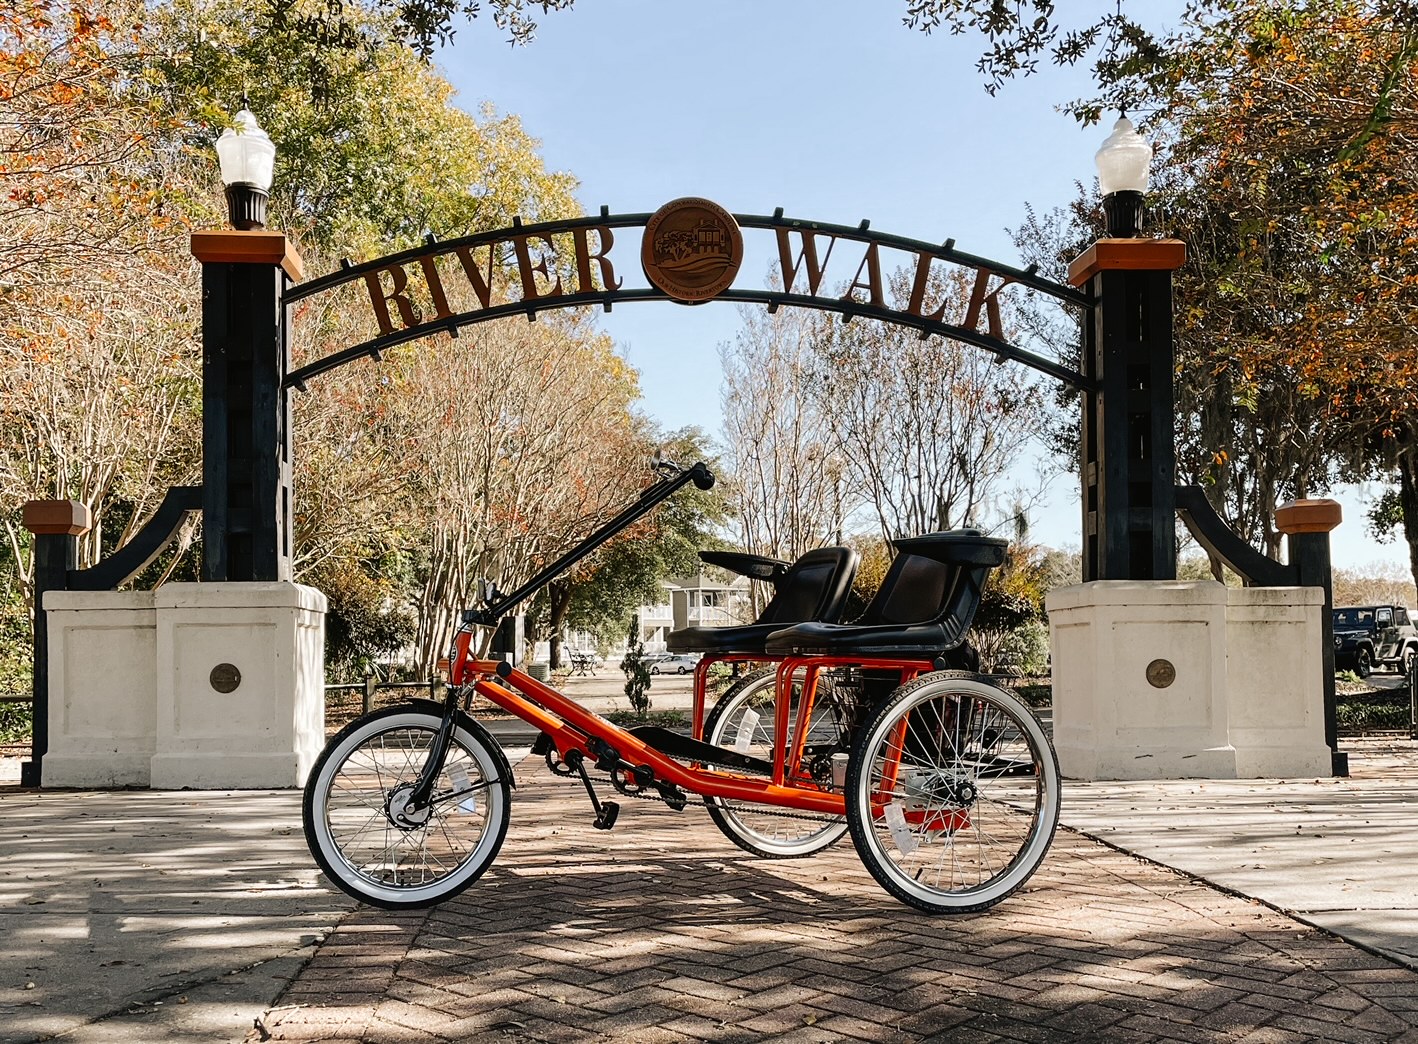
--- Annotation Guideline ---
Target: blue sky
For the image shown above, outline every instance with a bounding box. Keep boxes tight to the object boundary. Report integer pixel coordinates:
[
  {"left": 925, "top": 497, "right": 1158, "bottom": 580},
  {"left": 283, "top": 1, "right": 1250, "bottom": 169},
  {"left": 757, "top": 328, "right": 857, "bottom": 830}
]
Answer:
[{"left": 435, "top": 1, "right": 1409, "bottom": 574}]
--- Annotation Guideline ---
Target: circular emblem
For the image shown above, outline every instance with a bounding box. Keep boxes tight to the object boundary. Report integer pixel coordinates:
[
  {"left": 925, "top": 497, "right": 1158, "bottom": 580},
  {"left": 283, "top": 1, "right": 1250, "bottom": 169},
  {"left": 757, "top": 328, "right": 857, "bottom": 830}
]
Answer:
[
  {"left": 209, "top": 662, "right": 242, "bottom": 694},
  {"left": 1145, "top": 658, "right": 1176, "bottom": 689},
  {"left": 641, "top": 197, "right": 743, "bottom": 303}
]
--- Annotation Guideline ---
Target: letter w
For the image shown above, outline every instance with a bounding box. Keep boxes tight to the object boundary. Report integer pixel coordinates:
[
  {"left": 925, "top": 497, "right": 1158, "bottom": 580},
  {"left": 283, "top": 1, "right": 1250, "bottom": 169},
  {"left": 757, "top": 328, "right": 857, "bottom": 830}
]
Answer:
[{"left": 775, "top": 228, "right": 838, "bottom": 296}]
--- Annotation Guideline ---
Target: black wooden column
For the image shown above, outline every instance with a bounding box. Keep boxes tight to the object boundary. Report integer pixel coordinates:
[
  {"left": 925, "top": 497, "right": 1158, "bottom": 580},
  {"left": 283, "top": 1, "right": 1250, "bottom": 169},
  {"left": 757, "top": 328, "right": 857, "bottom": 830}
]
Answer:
[
  {"left": 190, "top": 231, "right": 302, "bottom": 582},
  {"left": 1069, "top": 239, "right": 1187, "bottom": 582},
  {"left": 20, "top": 500, "right": 91, "bottom": 787},
  {"left": 1275, "top": 499, "right": 1348, "bottom": 777}
]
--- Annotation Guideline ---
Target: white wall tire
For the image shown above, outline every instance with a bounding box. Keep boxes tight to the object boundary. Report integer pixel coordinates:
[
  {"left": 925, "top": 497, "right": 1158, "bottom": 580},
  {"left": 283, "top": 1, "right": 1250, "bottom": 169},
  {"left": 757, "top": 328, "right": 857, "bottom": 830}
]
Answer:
[
  {"left": 703, "top": 668, "right": 849, "bottom": 858},
  {"left": 303, "top": 705, "right": 511, "bottom": 909},
  {"left": 845, "top": 672, "right": 1059, "bottom": 914}
]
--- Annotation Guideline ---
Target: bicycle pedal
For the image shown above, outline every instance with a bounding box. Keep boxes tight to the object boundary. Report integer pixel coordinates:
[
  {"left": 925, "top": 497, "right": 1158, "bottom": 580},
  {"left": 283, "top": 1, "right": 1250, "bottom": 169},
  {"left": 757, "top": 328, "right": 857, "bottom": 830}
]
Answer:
[
  {"left": 655, "top": 782, "right": 688, "bottom": 811},
  {"left": 594, "top": 801, "right": 620, "bottom": 830}
]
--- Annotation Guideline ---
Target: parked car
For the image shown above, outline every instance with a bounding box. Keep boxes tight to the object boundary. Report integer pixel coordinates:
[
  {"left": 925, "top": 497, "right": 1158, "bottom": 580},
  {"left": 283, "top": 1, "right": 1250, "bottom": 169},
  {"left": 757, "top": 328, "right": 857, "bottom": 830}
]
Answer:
[
  {"left": 1332, "top": 605, "right": 1418, "bottom": 677},
  {"left": 649, "top": 653, "right": 699, "bottom": 675}
]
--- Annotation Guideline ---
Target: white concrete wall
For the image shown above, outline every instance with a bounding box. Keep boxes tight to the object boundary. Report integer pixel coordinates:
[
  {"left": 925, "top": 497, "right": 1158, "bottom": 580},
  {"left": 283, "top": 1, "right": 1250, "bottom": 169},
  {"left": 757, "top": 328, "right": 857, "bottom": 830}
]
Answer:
[
  {"left": 42, "top": 583, "right": 325, "bottom": 789},
  {"left": 151, "top": 583, "right": 327, "bottom": 789},
  {"left": 1225, "top": 587, "right": 1332, "bottom": 777},
  {"left": 1048, "top": 580, "right": 1331, "bottom": 780},
  {"left": 1049, "top": 581, "right": 1236, "bottom": 780},
  {"left": 43, "top": 591, "right": 158, "bottom": 787}
]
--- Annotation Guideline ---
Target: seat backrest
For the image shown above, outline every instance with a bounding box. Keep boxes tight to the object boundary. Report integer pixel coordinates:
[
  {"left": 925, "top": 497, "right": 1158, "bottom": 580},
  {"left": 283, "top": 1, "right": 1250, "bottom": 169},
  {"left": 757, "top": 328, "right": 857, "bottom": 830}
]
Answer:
[
  {"left": 855, "top": 530, "right": 1008, "bottom": 641},
  {"left": 756, "top": 546, "right": 860, "bottom": 625}
]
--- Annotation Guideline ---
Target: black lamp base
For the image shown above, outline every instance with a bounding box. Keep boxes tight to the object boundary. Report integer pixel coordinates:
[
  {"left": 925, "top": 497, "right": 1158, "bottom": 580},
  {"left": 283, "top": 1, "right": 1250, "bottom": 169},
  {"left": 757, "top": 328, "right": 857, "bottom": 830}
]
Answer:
[
  {"left": 1102, "top": 190, "right": 1144, "bottom": 238},
  {"left": 225, "top": 184, "right": 269, "bottom": 230}
]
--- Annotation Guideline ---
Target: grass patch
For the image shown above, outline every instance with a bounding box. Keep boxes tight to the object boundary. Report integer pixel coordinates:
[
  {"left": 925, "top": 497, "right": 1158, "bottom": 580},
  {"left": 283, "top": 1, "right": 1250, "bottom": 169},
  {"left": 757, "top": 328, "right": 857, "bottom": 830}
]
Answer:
[
  {"left": 0, "top": 702, "right": 32, "bottom": 743},
  {"left": 1336, "top": 690, "right": 1411, "bottom": 732},
  {"left": 604, "top": 709, "right": 689, "bottom": 730}
]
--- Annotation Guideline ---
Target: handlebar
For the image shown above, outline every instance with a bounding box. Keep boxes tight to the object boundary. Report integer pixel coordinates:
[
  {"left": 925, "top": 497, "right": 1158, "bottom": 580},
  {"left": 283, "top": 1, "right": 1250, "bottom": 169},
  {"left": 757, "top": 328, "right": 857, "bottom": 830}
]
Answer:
[{"left": 463, "top": 458, "right": 714, "bottom": 627}]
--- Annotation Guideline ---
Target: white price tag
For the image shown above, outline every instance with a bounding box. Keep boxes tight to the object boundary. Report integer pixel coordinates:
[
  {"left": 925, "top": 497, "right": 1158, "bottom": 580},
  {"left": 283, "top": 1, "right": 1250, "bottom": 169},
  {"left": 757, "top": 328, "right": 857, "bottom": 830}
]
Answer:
[
  {"left": 883, "top": 802, "right": 919, "bottom": 856},
  {"left": 448, "top": 765, "right": 478, "bottom": 814},
  {"left": 733, "top": 709, "right": 761, "bottom": 753}
]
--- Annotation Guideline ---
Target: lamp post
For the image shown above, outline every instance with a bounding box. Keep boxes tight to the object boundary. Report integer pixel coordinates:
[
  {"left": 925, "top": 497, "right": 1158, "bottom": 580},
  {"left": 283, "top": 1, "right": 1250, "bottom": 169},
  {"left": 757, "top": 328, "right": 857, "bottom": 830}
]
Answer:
[
  {"left": 1069, "top": 111, "right": 1183, "bottom": 583},
  {"left": 215, "top": 105, "right": 276, "bottom": 230},
  {"left": 193, "top": 102, "right": 299, "bottom": 583},
  {"left": 1094, "top": 114, "right": 1152, "bottom": 238}
]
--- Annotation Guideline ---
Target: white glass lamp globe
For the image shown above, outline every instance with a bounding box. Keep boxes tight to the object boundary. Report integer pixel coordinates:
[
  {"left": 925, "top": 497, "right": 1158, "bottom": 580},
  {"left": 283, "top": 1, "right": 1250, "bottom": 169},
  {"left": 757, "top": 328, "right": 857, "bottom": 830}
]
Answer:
[
  {"left": 215, "top": 108, "right": 276, "bottom": 190},
  {"left": 1094, "top": 115, "right": 1152, "bottom": 196}
]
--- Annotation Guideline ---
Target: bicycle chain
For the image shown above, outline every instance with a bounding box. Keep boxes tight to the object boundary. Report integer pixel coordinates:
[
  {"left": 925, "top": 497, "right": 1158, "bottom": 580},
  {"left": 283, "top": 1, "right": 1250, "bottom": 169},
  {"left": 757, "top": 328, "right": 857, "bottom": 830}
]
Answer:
[
  {"left": 608, "top": 761, "right": 845, "bottom": 825},
  {"left": 548, "top": 743, "right": 844, "bottom": 825}
]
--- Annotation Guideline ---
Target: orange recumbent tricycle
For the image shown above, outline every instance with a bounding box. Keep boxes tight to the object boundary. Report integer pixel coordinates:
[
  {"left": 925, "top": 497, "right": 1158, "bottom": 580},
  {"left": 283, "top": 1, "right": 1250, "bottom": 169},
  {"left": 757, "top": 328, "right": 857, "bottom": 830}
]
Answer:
[{"left": 302, "top": 458, "right": 1060, "bottom": 915}]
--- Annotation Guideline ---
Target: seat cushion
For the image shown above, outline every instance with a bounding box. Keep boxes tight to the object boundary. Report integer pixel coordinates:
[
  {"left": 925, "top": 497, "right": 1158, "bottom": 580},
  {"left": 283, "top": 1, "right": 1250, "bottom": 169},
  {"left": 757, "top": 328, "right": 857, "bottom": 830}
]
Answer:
[
  {"left": 666, "top": 622, "right": 786, "bottom": 655},
  {"left": 762, "top": 621, "right": 955, "bottom": 659}
]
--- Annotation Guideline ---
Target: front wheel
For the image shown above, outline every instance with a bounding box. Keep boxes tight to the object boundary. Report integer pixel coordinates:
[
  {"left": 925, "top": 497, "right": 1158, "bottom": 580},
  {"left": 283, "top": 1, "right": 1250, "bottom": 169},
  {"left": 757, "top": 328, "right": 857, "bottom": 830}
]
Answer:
[
  {"left": 845, "top": 672, "right": 1060, "bottom": 914},
  {"left": 303, "top": 705, "right": 512, "bottom": 909},
  {"left": 1400, "top": 647, "right": 1415, "bottom": 677},
  {"left": 1355, "top": 646, "right": 1373, "bottom": 678}
]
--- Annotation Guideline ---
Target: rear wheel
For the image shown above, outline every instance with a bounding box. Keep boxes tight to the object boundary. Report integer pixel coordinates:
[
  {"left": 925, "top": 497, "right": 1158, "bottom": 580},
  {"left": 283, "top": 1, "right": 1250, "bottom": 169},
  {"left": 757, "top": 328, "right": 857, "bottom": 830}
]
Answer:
[
  {"left": 303, "top": 705, "right": 512, "bottom": 909},
  {"left": 703, "top": 668, "right": 849, "bottom": 858},
  {"left": 1400, "top": 646, "right": 1415, "bottom": 676},
  {"left": 845, "top": 672, "right": 1059, "bottom": 914}
]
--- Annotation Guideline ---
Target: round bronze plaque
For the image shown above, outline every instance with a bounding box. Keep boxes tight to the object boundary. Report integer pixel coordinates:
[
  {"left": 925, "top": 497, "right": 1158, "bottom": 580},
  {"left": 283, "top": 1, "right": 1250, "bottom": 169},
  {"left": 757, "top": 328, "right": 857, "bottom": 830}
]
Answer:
[
  {"left": 210, "top": 663, "right": 241, "bottom": 694},
  {"left": 641, "top": 197, "right": 744, "bottom": 303},
  {"left": 1145, "top": 658, "right": 1176, "bottom": 689}
]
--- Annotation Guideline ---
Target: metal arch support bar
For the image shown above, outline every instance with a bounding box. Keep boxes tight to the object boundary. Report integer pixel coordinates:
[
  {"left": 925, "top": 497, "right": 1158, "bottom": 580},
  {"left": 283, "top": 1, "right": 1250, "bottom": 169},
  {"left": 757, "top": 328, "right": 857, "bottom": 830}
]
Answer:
[
  {"left": 68, "top": 485, "right": 202, "bottom": 591},
  {"left": 285, "top": 286, "right": 1091, "bottom": 391},
  {"left": 284, "top": 210, "right": 1086, "bottom": 309},
  {"left": 1174, "top": 486, "right": 1296, "bottom": 587}
]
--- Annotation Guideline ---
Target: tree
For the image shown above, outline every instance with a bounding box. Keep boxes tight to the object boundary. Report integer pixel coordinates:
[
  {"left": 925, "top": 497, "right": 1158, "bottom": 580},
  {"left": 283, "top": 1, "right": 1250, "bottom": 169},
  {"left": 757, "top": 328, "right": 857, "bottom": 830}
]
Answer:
[
  {"left": 1008, "top": 3, "right": 1418, "bottom": 588},
  {"left": 0, "top": 0, "right": 619, "bottom": 696},
  {"left": 1, "top": 1, "right": 210, "bottom": 596},
  {"left": 1150, "top": 5, "right": 1418, "bottom": 578},
  {"left": 257, "top": 0, "right": 576, "bottom": 59},
  {"left": 531, "top": 427, "right": 729, "bottom": 666},
  {"left": 619, "top": 612, "right": 652, "bottom": 717},
  {"left": 809, "top": 266, "right": 1049, "bottom": 544},
  {"left": 720, "top": 301, "right": 841, "bottom": 585},
  {"left": 153, "top": 0, "right": 580, "bottom": 257}
]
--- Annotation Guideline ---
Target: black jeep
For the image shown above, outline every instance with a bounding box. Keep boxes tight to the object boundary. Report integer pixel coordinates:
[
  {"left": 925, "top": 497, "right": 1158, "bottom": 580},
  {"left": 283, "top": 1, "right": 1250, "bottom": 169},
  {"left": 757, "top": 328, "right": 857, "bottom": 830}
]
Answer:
[{"left": 1332, "top": 604, "right": 1418, "bottom": 677}]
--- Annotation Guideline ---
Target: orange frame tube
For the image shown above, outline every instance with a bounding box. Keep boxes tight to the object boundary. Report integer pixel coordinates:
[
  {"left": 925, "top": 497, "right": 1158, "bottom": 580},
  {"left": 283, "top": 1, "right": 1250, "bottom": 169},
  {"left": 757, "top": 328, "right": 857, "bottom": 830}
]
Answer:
[{"left": 452, "top": 643, "right": 942, "bottom": 819}]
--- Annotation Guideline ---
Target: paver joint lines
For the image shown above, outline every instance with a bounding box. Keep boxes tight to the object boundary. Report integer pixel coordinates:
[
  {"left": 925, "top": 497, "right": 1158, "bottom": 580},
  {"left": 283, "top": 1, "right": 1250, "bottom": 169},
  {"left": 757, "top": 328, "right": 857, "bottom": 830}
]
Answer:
[{"left": 255, "top": 763, "right": 1418, "bottom": 1043}]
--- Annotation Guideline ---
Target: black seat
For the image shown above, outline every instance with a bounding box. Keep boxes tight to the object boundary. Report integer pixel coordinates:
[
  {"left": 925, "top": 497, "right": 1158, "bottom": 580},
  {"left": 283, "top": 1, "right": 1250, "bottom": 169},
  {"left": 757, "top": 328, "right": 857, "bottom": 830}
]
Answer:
[
  {"left": 665, "top": 546, "right": 860, "bottom": 655},
  {"left": 762, "top": 530, "right": 1007, "bottom": 659}
]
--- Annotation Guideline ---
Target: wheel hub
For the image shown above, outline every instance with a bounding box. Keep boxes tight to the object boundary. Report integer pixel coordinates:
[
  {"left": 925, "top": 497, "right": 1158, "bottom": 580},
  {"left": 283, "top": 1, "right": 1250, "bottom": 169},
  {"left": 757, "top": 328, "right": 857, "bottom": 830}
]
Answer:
[
  {"left": 385, "top": 783, "right": 432, "bottom": 830},
  {"left": 904, "top": 769, "right": 978, "bottom": 809}
]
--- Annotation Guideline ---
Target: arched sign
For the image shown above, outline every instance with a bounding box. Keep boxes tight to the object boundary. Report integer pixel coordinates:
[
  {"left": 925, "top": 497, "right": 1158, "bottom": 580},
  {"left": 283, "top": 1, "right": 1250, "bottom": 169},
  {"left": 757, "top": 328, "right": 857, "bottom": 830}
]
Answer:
[{"left": 282, "top": 199, "right": 1091, "bottom": 391}]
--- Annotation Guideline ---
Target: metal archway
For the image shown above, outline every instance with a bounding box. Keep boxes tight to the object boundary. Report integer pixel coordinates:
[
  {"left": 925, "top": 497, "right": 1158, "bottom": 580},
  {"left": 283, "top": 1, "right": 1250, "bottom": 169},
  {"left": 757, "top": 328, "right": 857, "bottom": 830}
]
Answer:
[{"left": 281, "top": 204, "right": 1091, "bottom": 391}]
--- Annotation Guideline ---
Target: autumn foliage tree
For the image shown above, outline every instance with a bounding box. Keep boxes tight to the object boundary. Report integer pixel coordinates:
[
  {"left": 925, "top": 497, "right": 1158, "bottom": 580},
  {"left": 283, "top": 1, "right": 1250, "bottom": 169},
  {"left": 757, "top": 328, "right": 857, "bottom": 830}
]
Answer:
[
  {"left": 1005, "top": 2, "right": 1418, "bottom": 589},
  {"left": 1, "top": 1, "right": 210, "bottom": 593},
  {"left": 0, "top": 0, "right": 656, "bottom": 691},
  {"left": 1152, "top": 4, "right": 1418, "bottom": 578}
]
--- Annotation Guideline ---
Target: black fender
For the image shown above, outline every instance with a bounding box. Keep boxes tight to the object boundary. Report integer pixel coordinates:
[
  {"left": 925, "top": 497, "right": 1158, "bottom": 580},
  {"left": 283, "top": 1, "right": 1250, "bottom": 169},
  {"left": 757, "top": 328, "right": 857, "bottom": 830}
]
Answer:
[{"left": 403, "top": 698, "right": 516, "bottom": 789}]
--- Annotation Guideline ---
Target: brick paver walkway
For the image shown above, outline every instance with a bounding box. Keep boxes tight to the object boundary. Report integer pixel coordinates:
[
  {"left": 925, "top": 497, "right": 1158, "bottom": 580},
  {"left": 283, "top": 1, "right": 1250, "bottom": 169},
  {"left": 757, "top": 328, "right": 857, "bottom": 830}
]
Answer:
[{"left": 257, "top": 763, "right": 1418, "bottom": 1043}]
